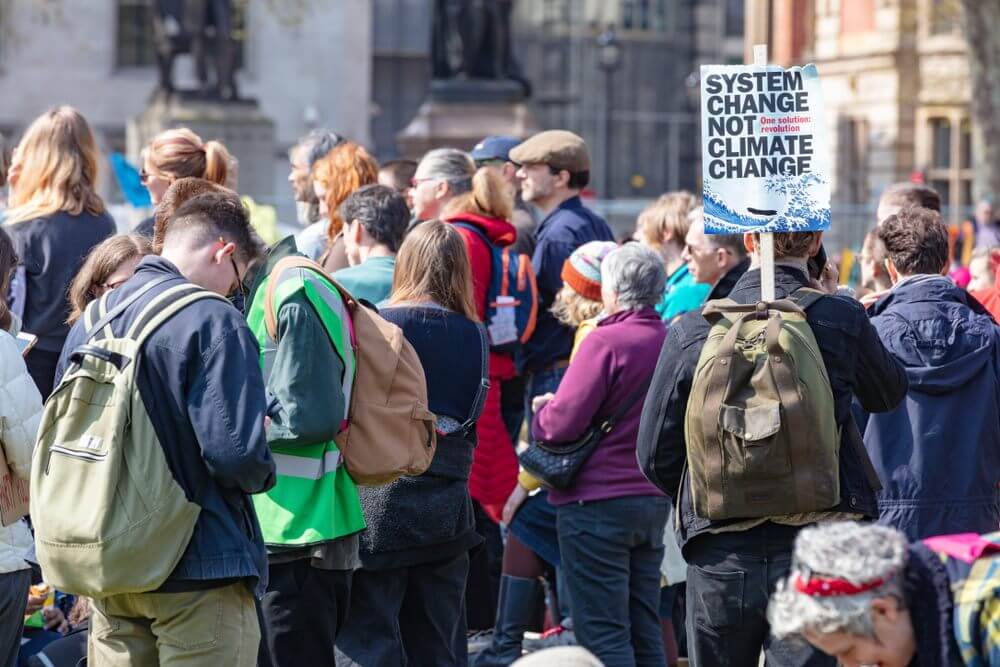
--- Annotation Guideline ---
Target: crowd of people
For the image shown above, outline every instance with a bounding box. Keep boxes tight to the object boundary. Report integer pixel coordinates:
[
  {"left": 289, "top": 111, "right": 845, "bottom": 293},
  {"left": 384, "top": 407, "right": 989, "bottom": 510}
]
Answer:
[{"left": 0, "top": 102, "right": 998, "bottom": 667}]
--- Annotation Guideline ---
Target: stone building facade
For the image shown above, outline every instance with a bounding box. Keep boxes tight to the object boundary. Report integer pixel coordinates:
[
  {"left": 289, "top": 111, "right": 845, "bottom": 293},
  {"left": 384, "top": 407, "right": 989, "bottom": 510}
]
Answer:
[
  {"left": 748, "top": 0, "right": 974, "bottom": 244},
  {"left": 373, "top": 0, "right": 746, "bottom": 201},
  {"left": 0, "top": 0, "right": 372, "bottom": 210}
]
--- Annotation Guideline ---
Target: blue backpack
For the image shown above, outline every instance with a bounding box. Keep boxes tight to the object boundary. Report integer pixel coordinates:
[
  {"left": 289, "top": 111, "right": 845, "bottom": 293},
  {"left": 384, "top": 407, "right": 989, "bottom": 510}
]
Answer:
[{"left": 453, "top": 222, "right": 538, "bottom": 355}]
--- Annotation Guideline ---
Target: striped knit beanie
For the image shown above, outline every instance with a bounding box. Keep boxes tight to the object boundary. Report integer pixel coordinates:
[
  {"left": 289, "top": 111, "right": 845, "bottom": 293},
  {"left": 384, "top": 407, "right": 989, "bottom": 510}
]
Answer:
[{"left": 561, "top": 241, "right": 619, "bottom": 301}]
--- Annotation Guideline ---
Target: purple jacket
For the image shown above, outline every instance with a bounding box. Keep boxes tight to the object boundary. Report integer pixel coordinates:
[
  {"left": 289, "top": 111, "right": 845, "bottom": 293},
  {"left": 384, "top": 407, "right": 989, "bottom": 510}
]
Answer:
[{"left": 533, "top": 307, "right": 667, "bottom": 505}]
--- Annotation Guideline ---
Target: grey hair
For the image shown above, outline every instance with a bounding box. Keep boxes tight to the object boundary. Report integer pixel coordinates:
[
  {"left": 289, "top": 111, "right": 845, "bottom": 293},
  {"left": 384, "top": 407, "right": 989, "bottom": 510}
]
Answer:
[
  {"left": 417, "top": 148, "right": 475, "bottom": 195},
  {"left": 303, "top": 130, "right": 345, "bottom": 167},
  {"left": 600, "top": 244, "right": 666, "bottom": 310},
  {"left": 768, "top": 522, "right": 908, "bottom": 641}
]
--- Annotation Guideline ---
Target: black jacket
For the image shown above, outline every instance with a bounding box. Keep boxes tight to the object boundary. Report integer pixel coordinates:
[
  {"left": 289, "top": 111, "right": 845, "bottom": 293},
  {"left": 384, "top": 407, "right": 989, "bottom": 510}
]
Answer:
[
  {"left": 636, "top": 263, "right": 908, "bottom": 550},
  {"left": 8, "top": 210, "right": 116, "bottom": 354}
]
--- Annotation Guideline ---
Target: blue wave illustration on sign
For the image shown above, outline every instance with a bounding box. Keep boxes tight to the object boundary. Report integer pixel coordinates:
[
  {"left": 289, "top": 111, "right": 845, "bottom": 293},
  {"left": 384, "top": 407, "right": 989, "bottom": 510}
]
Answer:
[{"left": 704, "top": 173, "right": 831, "bottom": 233}]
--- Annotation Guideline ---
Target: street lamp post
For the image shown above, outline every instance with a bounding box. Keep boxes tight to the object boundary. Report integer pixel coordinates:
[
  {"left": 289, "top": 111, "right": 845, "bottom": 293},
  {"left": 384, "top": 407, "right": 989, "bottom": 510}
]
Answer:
[{"left": 597, "top": 26, "right": 622, "bottom": 200}]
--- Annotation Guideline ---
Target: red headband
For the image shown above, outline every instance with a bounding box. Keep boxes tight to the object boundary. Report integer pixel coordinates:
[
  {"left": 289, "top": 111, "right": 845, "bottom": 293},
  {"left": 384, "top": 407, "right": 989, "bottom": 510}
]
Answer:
[{"left": 794, "top": 574, "right": 886, "bottom": 598}]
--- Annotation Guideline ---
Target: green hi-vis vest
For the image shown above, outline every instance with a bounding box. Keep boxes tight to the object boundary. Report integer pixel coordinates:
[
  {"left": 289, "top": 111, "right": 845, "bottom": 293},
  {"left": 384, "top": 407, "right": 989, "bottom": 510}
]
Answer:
[{"left": 246, "top": 262, "right": 365, "bottom": 546}]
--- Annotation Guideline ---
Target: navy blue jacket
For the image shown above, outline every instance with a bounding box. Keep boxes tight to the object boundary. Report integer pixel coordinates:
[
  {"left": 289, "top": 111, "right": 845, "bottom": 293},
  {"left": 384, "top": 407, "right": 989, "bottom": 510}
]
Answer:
[
  {"left": 56, "top": 257, "right": 276, "bottom": 595},
  {"left": 864, "top": 275, "right": 1000, "bottom": 540},
  {"left": 522, "top": 196, "right": 613, "bottom": 373},
  {"left": 637, "top": 264, "right": 909, "bottom": 551}
]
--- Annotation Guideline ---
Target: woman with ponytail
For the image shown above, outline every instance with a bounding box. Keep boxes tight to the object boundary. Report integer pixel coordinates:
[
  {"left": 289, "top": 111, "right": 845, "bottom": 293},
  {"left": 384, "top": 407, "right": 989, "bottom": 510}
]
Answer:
[
  {"left": 135, "top": 128, "right": 231, "bottom": 237},
  {"left": 5, "top": 106, "right": 115, "bottom": 396}
]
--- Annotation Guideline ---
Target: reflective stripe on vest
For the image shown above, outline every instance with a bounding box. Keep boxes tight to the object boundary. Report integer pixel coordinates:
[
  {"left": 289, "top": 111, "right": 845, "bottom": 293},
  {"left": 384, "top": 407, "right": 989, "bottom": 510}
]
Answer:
[{"left": 272, "top": 450, "right": 341, "bottom": 480}]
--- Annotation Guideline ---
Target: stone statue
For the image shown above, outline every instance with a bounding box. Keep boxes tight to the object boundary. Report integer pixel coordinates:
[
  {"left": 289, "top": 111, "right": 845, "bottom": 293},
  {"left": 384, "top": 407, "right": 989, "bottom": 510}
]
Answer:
[
  {"left": 152, "top": 0, "right": 239, "bottom": 101},
  {"left": 431, "top": 0, "right": 530, "bottom": 96}
]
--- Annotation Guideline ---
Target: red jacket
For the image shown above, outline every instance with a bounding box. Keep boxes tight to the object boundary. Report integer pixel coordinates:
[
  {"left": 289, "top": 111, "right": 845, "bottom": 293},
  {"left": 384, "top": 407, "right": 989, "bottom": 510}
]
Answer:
[
  {"left": 972, "top": 266, "right": 1000, "bottom": 323},
  {"left": 446, "top": 213, "right": 519, "bottom": 519}
]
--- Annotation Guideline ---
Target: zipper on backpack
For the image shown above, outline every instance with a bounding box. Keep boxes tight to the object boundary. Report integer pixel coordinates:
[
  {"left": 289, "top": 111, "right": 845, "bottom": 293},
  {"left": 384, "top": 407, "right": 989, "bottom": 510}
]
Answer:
[{"left": 47, "top": 445, "right": 108, "bottom": 468}]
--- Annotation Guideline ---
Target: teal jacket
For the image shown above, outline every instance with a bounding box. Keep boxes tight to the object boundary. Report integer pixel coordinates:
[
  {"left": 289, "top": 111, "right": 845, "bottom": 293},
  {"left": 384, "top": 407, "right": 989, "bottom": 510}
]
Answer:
[{"left": 656, "top": 264, "right": 710, "bottom": 322}]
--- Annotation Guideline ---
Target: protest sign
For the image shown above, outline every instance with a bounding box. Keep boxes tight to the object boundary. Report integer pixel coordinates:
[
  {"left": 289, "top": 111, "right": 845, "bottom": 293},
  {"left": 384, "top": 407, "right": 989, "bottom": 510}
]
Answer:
[
  {"left": 0, "top": 421, "right": 28, "bottom": 527},
  {"left": 700, "top": 63, "right": 830, "bottom": 234}
]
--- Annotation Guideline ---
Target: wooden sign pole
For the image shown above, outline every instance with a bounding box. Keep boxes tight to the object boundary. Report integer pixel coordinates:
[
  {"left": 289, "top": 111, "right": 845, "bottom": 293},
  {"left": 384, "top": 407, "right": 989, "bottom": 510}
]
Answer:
[{"left": 753, "top": 43, "right": 776, "bottom": 303}]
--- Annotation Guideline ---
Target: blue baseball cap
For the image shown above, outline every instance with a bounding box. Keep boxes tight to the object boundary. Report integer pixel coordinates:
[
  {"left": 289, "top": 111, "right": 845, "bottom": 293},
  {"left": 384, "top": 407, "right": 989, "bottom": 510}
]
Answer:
[{"left": 470, "top": 135, "right": 522, "bottom": 163}]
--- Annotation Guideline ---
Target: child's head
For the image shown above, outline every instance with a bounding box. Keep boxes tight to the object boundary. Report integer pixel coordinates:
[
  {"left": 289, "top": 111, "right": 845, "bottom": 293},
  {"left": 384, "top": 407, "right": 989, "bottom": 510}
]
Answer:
[
  {"left": 67, "top": 234, "right": 154, "bottom": 324},
  {"left": 552, "top": 241, "right": 618, "bottom": 327}
]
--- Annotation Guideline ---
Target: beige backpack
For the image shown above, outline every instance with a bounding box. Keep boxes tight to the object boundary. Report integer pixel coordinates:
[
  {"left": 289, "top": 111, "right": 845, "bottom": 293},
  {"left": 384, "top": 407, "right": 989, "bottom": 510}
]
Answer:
[{"left": 264, "top": 256, "right": 436, "bottom": 486}]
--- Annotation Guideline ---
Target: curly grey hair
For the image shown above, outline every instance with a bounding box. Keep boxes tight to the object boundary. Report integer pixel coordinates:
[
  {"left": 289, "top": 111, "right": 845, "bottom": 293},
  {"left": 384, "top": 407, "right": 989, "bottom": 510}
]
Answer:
[
  {"left": 600, "top": 243, "right": 666, "bottom": 310},
  {"left": 768, "top": 522, "right": 908, "bottom": 640}
]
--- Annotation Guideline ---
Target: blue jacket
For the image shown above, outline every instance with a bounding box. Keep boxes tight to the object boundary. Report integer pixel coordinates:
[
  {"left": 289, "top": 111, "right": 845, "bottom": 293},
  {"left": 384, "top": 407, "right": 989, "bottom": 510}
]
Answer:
[
  {"left": 865, "top": 275, "right": 1000, "bottom": 541},
  {"left": 522, "top": 196, "right": 614, "bottom": 373},
  {"left": 637, "top": 265, "right": 909, "bottom": 550},
  {"left": 56, "top": 257, "right": 276, "bottom": 595}
]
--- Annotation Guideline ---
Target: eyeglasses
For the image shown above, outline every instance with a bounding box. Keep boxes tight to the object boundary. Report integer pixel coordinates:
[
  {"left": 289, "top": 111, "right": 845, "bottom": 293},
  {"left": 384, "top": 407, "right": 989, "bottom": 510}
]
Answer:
[
  {"left": 409, "top": 176, "right": 438, "bottom": 188},
  {"left": 219, "top": 237, "right": 248, "bottom": 302}
]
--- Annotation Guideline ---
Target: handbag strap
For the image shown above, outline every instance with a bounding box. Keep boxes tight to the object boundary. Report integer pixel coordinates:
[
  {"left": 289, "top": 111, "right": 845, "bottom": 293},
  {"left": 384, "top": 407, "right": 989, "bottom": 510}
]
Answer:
[{"left": 595, "top": 372, "right": 655, "bottom": 435}]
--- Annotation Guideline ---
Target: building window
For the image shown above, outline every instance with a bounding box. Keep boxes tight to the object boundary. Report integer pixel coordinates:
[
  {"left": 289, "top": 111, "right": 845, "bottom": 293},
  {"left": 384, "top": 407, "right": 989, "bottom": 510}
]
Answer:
[
  {"left": 115, "top": 0, "right": 246, "bottom": 70},
  {"left": 725, "top": 0, "right": 744, "bottom": 37},
  {"left": 924, "top": 113, "right": 973, "bottom": 221},
  {"left": 116, "top": 0, "right": 155, "bottom": 67},
  {"left": 929, "top": 0, "right": 961, "bottom": 35},
  {"left": 621, "top": 0, "right": 669, "bottom": 32},
  {"left": 930, "top": 118, "right": 951, "bottom": 168}
]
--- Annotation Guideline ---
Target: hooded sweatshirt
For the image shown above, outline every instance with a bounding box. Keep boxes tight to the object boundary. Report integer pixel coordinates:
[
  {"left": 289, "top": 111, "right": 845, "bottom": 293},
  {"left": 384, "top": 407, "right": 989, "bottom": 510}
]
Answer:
[
  {"left": 446, "top": 213, "right": 520, "bottom": 518},
  {"left": 865, "top": 275, "right": 1000, "bottom": 540}
]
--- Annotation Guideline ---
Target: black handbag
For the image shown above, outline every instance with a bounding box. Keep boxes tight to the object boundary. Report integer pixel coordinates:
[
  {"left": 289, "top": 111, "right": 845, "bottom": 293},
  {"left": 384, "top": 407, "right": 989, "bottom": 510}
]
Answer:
[{"left": 519, "top": 375, "right": 653, "bottom": 490}]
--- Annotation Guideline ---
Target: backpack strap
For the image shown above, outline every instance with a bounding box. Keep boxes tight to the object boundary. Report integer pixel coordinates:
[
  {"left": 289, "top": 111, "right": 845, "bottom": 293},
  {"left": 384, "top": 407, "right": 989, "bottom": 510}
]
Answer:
[
  {"left": 459, "top": 323, "right": 491, "bottom": 435},
  {"left": 789, "top": 287, "right": 825, "bottom": 311},
  {"left": 128, "top": 284, "right": 230, "bottom": 347},
  {"left": 263, "top": 256, "right": 353, "bottom": 343},
  {"left": 85, "top": 274, "right": 175, "bottom": 343}
]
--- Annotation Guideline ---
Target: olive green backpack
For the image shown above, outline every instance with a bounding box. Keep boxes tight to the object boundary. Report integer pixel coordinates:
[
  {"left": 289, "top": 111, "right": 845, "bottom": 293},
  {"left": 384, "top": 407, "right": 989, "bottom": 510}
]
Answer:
[
  {"left": 31, "top": 279, "right": 229, "bottom": 599},
  {"left": 684, "top": 289, "right": 840, "bottom": 520}
]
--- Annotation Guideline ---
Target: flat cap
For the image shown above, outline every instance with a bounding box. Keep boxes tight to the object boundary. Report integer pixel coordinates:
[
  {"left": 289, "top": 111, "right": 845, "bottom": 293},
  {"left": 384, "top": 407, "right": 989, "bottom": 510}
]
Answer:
[{"left": 509, "top": 130, "right": 590, "bottom": 173}]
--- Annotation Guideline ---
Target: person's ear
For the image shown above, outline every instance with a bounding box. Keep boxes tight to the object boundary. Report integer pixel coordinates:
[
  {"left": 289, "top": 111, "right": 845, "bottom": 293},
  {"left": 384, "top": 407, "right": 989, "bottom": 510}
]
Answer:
[
  {"left": 808, "top": 232, "right": 824, "bottom": 257},
  {"left": 885, "top": 258, "right": 900, "bottom": 284},
  {"left": 351, "top": 219, "right": 364, "bottom": 244},
  {"left": 870, "top": 597, "right": 901, "bottom": 625},
  {"left": 435, "top": 180, "right": 450, "bottom": 201},
  {"left": 743, "top": 232, "right": 756, "bottom": 254},
  {"left": 554, "top": 169, "right": 570, "bottom": 190},
  {"left": 213, "top": 241, "right": 236, "bottom": 266}
]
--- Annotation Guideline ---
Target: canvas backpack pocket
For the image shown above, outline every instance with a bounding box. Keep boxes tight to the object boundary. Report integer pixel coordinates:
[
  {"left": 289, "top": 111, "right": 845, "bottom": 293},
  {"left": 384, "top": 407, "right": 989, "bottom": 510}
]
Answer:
[{"left": 719, "top": 401, "right": 789, "bottom": 479}]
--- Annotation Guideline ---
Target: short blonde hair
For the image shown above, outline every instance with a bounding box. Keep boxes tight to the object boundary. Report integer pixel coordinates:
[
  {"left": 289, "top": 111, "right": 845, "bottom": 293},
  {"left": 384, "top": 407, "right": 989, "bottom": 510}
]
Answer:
[
  {"left": 636, "top": 191, "right": 698, "bottom": 249},
  {"left": 551, "top": 284, "right": 603, "bottom": 328},
  {"left": 6, "top": 106, "right": 105, "bottom": 225}
]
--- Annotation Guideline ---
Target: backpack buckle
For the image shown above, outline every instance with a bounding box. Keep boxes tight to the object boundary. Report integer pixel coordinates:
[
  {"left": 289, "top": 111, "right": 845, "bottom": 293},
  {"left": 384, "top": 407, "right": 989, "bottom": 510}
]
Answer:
[{"left": 754, "top": 302, "right": 769, "bottom": 320}]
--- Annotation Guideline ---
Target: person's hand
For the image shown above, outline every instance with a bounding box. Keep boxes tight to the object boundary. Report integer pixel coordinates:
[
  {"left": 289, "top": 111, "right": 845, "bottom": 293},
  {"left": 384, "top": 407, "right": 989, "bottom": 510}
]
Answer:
[
  {"left": 531, "top": 393, "right": 555, "bottom": 413},
  {"left": 42, "top": 606, "right": 69, "bottom": 634},
  {"left": 24, "top": 592, "right": 46, "bottom": 616},
  {"left": 859, "top": 289, "right": 889, "bottom": 309},
  {"left": 502, "top": 484, "right": 530, "bottom": 525}
]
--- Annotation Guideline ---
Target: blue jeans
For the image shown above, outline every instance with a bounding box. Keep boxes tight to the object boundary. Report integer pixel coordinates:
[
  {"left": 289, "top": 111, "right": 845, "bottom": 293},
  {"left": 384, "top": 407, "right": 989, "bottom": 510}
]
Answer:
[{"left": 557, "top": 496, "right": 669, "bottom": 667}]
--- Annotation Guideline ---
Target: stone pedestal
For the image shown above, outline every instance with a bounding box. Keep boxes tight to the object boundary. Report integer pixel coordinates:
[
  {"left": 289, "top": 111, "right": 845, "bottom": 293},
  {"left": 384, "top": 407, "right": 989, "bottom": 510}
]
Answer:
[
  {"left": 396, "top": 80, "right": 540, "bottom": 157},
  {"left": 127, "top": 94, "right": 276, "bottom": 201}
]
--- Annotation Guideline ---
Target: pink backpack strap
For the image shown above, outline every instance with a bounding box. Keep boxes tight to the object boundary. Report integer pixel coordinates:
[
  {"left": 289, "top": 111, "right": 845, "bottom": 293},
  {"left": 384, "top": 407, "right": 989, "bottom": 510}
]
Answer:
[{"left": 923, "top": 533, "right": 1000, "bottom": 563}]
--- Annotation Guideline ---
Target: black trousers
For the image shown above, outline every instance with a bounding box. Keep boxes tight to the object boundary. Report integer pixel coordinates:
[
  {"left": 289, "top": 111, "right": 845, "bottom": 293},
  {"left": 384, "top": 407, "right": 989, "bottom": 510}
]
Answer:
[
  {"left": 258, "top": 560, "right": 352, "bottom": 667},
  {"left": 685, "top": 522, "right": 836, "bottom": 667},
  {"left": 336, "top": 553, "right": 470, "bottom": 667},
  {"left": 466, "top": 502, "right": 503, "bottom": 631}
]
